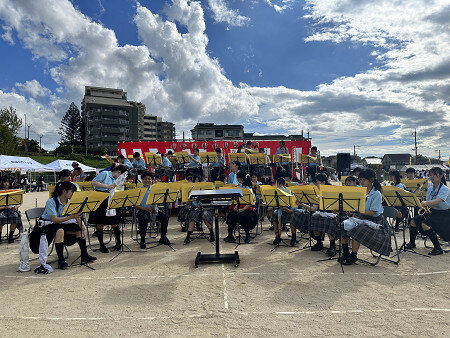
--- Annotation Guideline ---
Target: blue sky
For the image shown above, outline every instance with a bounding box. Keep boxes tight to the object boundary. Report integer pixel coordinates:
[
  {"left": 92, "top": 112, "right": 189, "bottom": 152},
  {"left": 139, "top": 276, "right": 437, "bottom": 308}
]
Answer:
[{"left": 0, "top": 0, "right": 448, "bottom": 158}]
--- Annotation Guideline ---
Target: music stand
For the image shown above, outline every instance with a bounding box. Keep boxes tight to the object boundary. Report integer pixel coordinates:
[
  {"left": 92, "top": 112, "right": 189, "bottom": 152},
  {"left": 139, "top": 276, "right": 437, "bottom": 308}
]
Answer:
[
  {"left": 0, "top": 189, "right": 23, "bottom": 241},
  {"left": 62, "top": 191, "right": 109, "bottom": 270},
  {"left": 200, "top": 152, "right": 218, "bottom": 181},
  {"left": 190, "top": 188, "right": 243, "bottom": 267},
  {"left": 260, "top": 185, "right": 296, "bottom": 251},
  {"left": 76, "top": 182, "right": 94, "bottom": 191},
  {"left": 232, "top": 188, "right": 256, "bottom": 248},
  {"left": 402, "top": 179, "right": 428, "bottom": 200},
  {"left": 107, "top": 188, "right": 147, "bottom": 261},
  {"left": 382, "top": 186, "right": 428, "bottom": 258},
  {"left": 288, "top": 185, "right": 320, "bottom": 251},
  {"left": 273, "top": 154, "right": 292, "bottom": 179},
  {"left": 144, "top": 184, "right": 179, "bottom": 251},
  {"left": 145, "top": 152, "right": 162, "bottom": 168},
  {"left": 317, "top": 186, "right": 366, "bottom": 273},
  {"left": 248, "top": 154, "right": 267, "bottom": 166},
  {"left": 181, "top": 182, "right": 214, "bottom": 204},
  {"left": 173, "top": 152, "right": 190, "bottom": 180}
]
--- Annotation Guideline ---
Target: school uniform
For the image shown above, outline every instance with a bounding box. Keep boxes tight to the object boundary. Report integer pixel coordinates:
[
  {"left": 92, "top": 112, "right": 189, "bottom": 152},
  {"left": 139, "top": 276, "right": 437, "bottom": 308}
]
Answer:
[
  {"left": 343, "top": 187, "right": 391, "bottom": 256},
  {"left": 211, "top": 156, "right": 226, "bottom": 182},
  {"left": 186, "top": 154, "right": 202, "bottom": 178},
  {"left": 226, "top": 185, "right": 258, "bottom": 236},
  {"left": 88, "top": 171, "right": 119, "bottom": 225}
]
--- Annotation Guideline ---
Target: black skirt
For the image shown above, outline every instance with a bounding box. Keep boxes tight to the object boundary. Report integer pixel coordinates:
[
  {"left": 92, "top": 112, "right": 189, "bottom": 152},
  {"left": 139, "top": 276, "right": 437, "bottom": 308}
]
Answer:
[
  {"left": 88, "top": 198, "right": 120, "bottom": 225},
  {"left": 414, "top": 209, "right": 450, "bottom": 241},
  {"left": 43, "top": 221, "right": 81, "bottom": 246}
]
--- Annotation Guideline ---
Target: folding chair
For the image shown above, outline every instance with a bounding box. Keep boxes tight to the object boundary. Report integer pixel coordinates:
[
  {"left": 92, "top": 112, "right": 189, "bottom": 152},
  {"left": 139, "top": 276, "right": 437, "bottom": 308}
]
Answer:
[
  {"left": 85, "top": 215, "right": 112, "bottom": 251},
  {"left": 25, "top": 207, "right": 68, "bottom": 260},
  {"left": 131, "top": 208, "right": 160, "bottom": 243},
  {"left": 361, "top": 206, "right": 400, "bottom": 266}
]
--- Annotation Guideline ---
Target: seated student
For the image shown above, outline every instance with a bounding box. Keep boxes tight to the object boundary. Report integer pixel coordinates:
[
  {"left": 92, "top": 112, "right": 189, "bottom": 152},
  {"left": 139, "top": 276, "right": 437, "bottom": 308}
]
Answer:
[
  {"left": 156, "top": 151, "right": 174, "bottom": 182},
  {"left": 40, "top": 181, "right": 96, "bottom": 269},
  {"left": 236, "top": 145, "right": 249, "bottom": 172},
  {"left": 182, "top": 202, "right": 215, "bottom": 245},
  {"left": 132, "top": 152, "right": 147, "bottom": 171},
  {"left": 251, "top": 173, "right": 262, "bottom": 186},
  {"left": 72, "top": 167, "right": 85, "bottom": 183},
  {"left": 89, "top": 165, "right": 127, "bottom": 253},
  {"left": 270, "top": 178, "right": 296, "bottom": 245},
  {"left": 134, "top": 172, "right": 171, "bottom": 249},
  {"left": 305, "top": 146, "right": 318, "bottom": 181},
  {"left": 352, "top": 167, "right": 362, "bottom": 178},
  {"left": 294, "top": 174, "right": 340, "bottom": 256},
  {"left": 117, "top": 155, "right": 133, "bottom": 170},
  {"left": 341, "top": 169, "right": 389, "bottom": 265},
  {"left": 224, "top": 172, "right": 258, "bottom": 243},
  {"left": 257, "top": 148, "right": 272, "bottom": 184},
  {"left": 405, "top": 167, "right": 416, "bottom": 180},
  {"left": 276, "top": 140, "right": 289, "bottom": 154},
  {"left": 211, "top": 148, "right": 226, "bottom": 182},
  {"left": 274, "top": 146, "right": 291, "bottom": 180},
  {"left": 227, "top": 161, "right": 240, "bottom": 185},
  {"left": 389, "top": 170, "right": 406, "bottom": 231},
  {"left": 344, "top": 176, "right": 358, "bottom": 186},
  {"left": 406, "top": 167, "right": 450, "bottom": 255},
  {"left": 186, "top": 148, "right": 202, "bottom": 179},
  {"left": 0, "top": 176, "right": 23, "bottom": 244}
]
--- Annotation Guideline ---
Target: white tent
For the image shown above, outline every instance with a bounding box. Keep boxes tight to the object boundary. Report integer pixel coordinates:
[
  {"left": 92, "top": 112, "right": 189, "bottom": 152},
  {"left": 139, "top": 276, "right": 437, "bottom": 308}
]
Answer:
[
  {"left": 0, "top": 155, "right": 54, "bottom": 172},
  {"left": 46, "top": 159, "right": 96, "bottom": 172}
]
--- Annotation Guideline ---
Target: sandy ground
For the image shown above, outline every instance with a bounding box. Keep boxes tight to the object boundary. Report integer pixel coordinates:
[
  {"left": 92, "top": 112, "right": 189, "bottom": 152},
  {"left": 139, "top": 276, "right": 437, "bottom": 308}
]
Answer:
[{"left": 0, "top": 190, "right": 448, "bottom": 337}]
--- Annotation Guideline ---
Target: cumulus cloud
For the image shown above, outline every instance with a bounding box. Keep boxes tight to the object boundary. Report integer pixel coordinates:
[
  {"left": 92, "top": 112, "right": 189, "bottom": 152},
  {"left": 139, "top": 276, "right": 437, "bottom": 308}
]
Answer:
[
  {"left": 208, "top": 0, "right": 250, "bottom": 27},
  {"left": 0, "top": 0, "right": 448, "bottom": 158},
  {"left": 263, "top": 0, "right": 295, "bottom": 13},
  {"left": 15, "top": 80, "right": 51, "bottom": 98}
]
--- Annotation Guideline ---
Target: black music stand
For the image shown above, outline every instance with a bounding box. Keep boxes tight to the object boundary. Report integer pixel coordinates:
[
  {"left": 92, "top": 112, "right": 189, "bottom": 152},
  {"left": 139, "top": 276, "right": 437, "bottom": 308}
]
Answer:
[
  {"left": 62, "top": 191, "right": 109, "bottom": 270},
  {"left": 260, "top": 186, "right": 296, "bottom": 251},
  {"left": 316, "top": 186, "right": 366, "bottom": 273},
  {"left": 200, "top": 152, "right": 218, "bottom": 182},
  {"left": 144, "top": 185, "right": 179, "bottom": 251},
  {"left": 382, "top": 186, "right": 429, "bottom": 258},
  {"left": 230, "top": 188, "right": 257, "bottom": 249},
  {"left": 108, "top": 188, "right": 147, "bottom": 262},
  {"left": 0, "top": 190, "right": 23, "bottom": 241},
  {"left": 190, "top": 189, "right": 242, "bottom": 267}
]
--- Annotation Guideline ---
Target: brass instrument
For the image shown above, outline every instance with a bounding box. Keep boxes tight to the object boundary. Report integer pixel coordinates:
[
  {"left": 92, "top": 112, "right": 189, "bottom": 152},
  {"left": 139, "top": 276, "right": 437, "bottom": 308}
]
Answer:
[{"left": 418, "top": 205, "right": 431, "bottom": 216}]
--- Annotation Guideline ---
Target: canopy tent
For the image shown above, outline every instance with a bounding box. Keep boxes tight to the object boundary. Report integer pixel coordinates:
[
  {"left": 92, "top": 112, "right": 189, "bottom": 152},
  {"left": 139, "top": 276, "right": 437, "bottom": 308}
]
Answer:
[
  {"left": 399, "top": 164, "right": 450, "bottom": 172},
  {"left": 0, "top": 155, "right": 54, "bottom": 172},
  {"left": 46, "top": 159, "right": 96, "bottom": 172},
  {"left": 350, "top": 163, "right": 367, "bottom": 170}
]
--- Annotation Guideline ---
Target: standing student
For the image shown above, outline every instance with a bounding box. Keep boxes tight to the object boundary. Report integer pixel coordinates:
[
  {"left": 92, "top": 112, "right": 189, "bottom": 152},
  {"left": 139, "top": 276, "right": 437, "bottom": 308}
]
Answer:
[
  {"left": 134, "top": 172, "right": 171, "bottom": 249},
  {"left": 0, "top": 176, "right": 22, "bottom": 244},
  {"left": 341, "top": 169, "right": 387, "bottom": 265},
  {"left": 89, "top": 165, "right": 127, "bottom": 253},
  {"left": 406, "top": 167, "right": 450, "bottom": 255},
  {"left": 40, "top": 181, "right": 96, "bottom": 269}
]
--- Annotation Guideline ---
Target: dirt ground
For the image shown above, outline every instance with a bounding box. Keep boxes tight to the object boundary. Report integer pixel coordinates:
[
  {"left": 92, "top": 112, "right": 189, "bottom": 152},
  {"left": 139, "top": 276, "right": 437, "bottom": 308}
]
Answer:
[{"left": 0, "top": 190, "right": 448, "bottom": 337}]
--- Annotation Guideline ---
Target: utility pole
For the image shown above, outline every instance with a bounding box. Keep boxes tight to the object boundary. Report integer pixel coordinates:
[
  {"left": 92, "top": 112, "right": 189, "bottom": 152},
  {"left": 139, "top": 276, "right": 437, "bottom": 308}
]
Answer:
[
  {"left": 353, "top": 145, "right": 360, "bottom": 157},
  {"left": 39, "top": 135, "right": 42, "bottom": 153},
  {"left": 414, "top": 129, "right": 418, "bottom": 164},
  {"left": 27, "top": 124, "right": 31, "bottom": 139},
  {"left": 435, "top": 149, "right": 441, "bottom": 162},
  {"left": 24, "top": 114, "right": 27, "bottom": 139},
  {"left": 307, "top": 129, "right": 310, "bottom": 140}
]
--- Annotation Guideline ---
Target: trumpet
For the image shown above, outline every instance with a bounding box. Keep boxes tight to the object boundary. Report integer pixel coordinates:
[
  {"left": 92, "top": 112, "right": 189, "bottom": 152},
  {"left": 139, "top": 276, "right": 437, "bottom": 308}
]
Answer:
[{"left": 418, "top": 206, "right": 431, "bottom": 216}]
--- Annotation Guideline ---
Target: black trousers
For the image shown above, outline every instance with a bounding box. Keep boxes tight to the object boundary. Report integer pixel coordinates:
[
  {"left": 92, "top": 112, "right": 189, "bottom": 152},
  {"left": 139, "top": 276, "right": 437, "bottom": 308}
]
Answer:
[
  {"left": 136, "top": 209, "right": 168, "bottom": 239},
  {"left": 226, "top": 209, "right": 257, "bottom": 235},
  {"left": 211, "top": 167, "right": 225, "bottom": 182},
  {"left": 186, "top": 167, "right": 202, "bottom": 178}
]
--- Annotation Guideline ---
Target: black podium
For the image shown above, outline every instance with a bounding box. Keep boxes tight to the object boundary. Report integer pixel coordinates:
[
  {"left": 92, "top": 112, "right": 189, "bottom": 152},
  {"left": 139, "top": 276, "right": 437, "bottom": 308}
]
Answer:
[{"left": 189, "top": 189, "right": 243, "bottom": 268}]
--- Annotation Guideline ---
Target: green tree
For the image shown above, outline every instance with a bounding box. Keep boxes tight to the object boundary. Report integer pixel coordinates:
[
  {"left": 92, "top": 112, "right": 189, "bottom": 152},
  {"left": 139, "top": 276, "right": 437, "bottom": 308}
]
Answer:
[
  {"left": 59, "top": 102, "right": 84, "bottom": 151},
  {"left": 0, "top": 125, "right": 15, "bottom": 155},
  {"left": 0, "top": 106, "right": 22, "bottom": 136}
]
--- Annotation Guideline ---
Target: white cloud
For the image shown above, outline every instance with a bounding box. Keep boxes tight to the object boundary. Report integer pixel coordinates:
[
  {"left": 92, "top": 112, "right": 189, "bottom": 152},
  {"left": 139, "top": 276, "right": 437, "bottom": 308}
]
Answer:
[
  {"left": 208, "top": 0, "right": 250, "bottom": 27},
  {"left": 263, "top": 0, "right": 295, "bottom": 13},
  {"left": 15, "top": 80, "right": 51, "bottom": 98},
  {"left": 0, "top": 0, "right": 448, "bottom": 159},
  {"left": 1, "top": 25, "right": 13, "bottom": 44}
]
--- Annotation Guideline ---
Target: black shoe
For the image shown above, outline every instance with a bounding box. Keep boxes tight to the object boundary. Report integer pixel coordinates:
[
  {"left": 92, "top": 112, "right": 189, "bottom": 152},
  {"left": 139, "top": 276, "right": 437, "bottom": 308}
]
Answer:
[
  {"left": 99, "top": 244, "right": 109, "bottom": 253},
  {"left": 184, "top": 237, "right": 191, "bottom": 245},
  {"left": 268, "top": 225, "right": 274, "bottom": 231},
  {"left": 326, "top": 247, "right": 337, "bottom": 257},
  {"left": 57, "top": 260, "right": 68, "bottom": 269},
  {"left": 273, "top": 237, "right": 281, "bottom": 245},
  {"left": 140, "top": 241, "right": 146, "bottom": 249},
  {"left": 159, "top": 236, "right": 171, "bottom": 245},
  {"left": 92, "top": 230, "right": 98, "bottom": 237},
  {"left": 289, "top": 238, "right": 296, "bottom": 246},
  {"left": 181, "top": 226, "right": 188, "bottom": 232},
  {"left": 8, "top": 235, "right": 14, "bottom": 243},
  {"left": 405, "top": 242, "right": 416, "bottom": 249},
  {"left": 311, "top": 242, "right": 323, "bottom": 251},
  {"left": 82, "top": 254, "right": 97, "bottom": 263},
  {"left": 224, "top": 235, "right": 236, "bottom": 243},
  {"left": 245, "top": 235, "right": 251, "bottom": 244},
  {"left": 113, "top": 241, "right": 122, "bottom": 251},
  {"left": 209, "top": 233, "right": 215, "bottom": 242},
  {"left": 342, "top": 253, "right": 357, "bottom": 265},
  {"left": 394, "top": 225, "right": 399, "bottom": 232},
  {"left": 429, "top": 248, "right": 443, "bottom": 256}
]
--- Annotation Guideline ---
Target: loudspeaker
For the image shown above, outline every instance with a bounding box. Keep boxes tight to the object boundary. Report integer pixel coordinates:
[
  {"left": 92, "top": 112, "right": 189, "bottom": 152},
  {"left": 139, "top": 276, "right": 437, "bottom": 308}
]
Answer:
[{"left": 337, "top": 153, "right": 351, "bottom": 172}]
